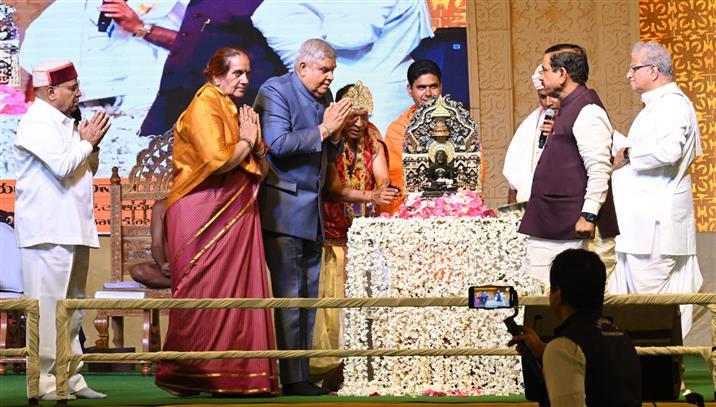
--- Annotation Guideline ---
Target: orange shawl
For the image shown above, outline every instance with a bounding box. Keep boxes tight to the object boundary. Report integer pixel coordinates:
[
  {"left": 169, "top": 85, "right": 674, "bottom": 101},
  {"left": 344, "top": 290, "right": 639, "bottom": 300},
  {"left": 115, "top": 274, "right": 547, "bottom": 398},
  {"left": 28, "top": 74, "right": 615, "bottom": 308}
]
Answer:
[
  {"left": 168, "top": 83, "right": 261, "bottom": 207},
  {"left": 377, "top": 105, "right": 416, "bottom": 214}
]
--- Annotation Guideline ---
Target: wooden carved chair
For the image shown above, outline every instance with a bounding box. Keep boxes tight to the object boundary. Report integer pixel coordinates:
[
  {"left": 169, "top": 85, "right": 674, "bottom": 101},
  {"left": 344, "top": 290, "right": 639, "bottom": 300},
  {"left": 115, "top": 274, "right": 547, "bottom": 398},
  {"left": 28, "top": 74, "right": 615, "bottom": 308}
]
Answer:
[
  {"left": 93, "top": 128, "right": 173, "bottom": 375},
  {"left": 0, "top": 214, "right": 26, "bottom": 375},
  {"left": 0, "top": 294, "right": 25, "bottom": 375}
]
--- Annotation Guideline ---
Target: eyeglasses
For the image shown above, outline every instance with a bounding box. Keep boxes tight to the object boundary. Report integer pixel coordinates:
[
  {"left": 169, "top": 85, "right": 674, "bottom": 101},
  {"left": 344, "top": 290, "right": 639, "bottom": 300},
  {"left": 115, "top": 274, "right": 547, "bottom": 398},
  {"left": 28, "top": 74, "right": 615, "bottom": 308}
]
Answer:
[
  {"left": 629, "top": 64, "right": 653, "bottom": 73},
  {"left": 51, "top": 83, "right": 81, "bottom": 93}
]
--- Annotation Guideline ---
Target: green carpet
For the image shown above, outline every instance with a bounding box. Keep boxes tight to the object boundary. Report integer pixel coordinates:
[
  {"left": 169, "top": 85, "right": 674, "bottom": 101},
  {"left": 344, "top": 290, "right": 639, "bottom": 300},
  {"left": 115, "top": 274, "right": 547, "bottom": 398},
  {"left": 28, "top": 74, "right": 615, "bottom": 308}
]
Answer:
[{"left": 0, "top": 356, "right": 712, "bottom": 406}]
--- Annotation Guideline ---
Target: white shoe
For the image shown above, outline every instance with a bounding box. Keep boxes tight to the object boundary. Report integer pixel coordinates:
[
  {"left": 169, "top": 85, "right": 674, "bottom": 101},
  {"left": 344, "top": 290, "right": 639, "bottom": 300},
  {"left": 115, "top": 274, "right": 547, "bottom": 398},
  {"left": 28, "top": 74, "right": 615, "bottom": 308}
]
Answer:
[
  {"left": 40, "top": 391, "right": 76, "bottom": 401},
  {"left": 73, "top": 387, "right": 107, "bottom": 399}
]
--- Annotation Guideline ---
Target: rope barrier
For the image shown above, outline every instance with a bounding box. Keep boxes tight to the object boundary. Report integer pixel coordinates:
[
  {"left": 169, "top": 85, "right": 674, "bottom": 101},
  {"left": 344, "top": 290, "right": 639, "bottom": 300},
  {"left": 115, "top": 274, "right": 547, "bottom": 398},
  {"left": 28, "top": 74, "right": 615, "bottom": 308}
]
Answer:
[
  {"left": 0, "top": 298, "right": 40, "bottom": 400},
  {"left": 58, "top": 345, "right": 712, "bottom": 362},
  {"left": 60, "top": 293, "right": 716, "bottom": 310},
  {"left": 53, "top": 293, "right": 716, "bottom": 401}
]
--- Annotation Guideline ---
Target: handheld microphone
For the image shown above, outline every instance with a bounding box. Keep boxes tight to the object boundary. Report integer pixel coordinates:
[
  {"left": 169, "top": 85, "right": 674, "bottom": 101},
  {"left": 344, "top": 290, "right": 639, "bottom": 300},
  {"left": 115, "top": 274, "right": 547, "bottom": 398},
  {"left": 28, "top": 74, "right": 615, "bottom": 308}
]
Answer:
[
  {"left": 98, "top": 7, "right": 112, "bottom": 32},
  {"left": 98, "top": 0, "right": 127, "bottom": 32},
  {"left": 538, "top": 108, "right": 555, "bottom": 149}
]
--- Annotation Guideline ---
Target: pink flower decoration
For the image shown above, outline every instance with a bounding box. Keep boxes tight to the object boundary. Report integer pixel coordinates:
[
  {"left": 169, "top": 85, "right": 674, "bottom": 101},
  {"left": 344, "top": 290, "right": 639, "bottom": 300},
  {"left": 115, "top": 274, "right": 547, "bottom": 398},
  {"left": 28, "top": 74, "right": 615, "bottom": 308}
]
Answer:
[
  {"left": 0, "top": 85, "right": 30, "bottom": 115},
  {"left": 392, "top": 192, "right": 497, "bottom": 220},
  {"left": 422, "top": 389, "right": 447, "bottom": 397}
]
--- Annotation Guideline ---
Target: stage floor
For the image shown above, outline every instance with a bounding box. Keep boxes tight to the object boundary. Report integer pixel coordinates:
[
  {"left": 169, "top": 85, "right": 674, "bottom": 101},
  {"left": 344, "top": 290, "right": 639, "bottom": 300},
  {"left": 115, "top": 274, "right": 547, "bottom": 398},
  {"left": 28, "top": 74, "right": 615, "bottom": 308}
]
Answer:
[{"left": 0, "top": 356, "right": 713, "bottom": 406}]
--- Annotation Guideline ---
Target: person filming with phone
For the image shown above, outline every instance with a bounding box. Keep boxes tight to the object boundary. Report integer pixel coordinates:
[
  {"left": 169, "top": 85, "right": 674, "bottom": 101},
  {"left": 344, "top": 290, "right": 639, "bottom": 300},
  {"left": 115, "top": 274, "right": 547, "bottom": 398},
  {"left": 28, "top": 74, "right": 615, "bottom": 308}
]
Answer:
[{"left": 508, "top": 249, "right": 641, "bottom": 407}]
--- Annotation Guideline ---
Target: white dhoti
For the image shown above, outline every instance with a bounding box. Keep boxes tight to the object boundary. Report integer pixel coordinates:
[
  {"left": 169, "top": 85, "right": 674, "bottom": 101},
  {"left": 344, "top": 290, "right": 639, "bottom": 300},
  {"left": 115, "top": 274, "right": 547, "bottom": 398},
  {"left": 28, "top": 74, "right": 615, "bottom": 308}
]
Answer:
[
  {"left": 21, "top": 244, "right": 90, "bottom": 397},
  {"left": 612, "top": 252, "right": 702, "bottom": 337},
  {"left": 521, "top": 231, "right": 616, "bottom": 288}
]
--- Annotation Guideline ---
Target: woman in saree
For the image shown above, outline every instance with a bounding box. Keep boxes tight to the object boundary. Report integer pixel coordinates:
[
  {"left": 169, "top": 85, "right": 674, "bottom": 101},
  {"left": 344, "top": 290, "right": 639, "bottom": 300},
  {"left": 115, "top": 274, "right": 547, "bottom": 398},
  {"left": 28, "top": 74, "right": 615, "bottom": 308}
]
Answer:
[{"left": 156, "top": 47, "right": 279, "bottom": 396}]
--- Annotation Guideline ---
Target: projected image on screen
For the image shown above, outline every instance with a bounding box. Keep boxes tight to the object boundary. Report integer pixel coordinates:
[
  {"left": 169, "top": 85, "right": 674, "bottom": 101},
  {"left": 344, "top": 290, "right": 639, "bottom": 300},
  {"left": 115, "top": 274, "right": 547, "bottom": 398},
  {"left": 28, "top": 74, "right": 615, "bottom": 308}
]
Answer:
[{"left": 0, "top": 0, "right": 468, "bottom": 222}]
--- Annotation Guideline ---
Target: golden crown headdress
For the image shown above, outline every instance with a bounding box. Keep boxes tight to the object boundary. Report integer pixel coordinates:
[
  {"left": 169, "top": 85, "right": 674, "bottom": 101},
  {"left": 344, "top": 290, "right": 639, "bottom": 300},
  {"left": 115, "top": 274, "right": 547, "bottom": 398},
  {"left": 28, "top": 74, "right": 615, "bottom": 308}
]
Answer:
[{"left": 344, "top": 80, "right": 374, "bottom": 113}]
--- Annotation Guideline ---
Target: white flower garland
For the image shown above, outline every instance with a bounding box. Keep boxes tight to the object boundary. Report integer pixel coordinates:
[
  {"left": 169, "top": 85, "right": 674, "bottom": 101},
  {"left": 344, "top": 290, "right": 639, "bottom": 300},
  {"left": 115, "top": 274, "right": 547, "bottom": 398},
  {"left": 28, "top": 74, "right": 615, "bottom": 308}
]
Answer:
[{"left": 341, "top": 214, "right": 545, "bottom": 396}]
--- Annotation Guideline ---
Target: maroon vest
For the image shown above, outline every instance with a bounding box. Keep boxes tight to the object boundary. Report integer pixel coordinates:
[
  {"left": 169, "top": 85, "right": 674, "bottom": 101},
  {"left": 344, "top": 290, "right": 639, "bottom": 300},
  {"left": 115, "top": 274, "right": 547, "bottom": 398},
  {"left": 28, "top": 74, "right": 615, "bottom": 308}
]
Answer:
[{"left": 519, "top": 85, "right": 619, "bottom": 240}]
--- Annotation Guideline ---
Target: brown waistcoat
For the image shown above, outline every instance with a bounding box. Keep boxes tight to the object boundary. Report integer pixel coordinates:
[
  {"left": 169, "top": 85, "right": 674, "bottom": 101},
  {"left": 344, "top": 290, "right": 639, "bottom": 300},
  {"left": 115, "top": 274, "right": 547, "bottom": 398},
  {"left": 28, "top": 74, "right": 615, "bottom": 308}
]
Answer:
[{"left": 518, "top": 85, "right": 619, "bottom": 240}]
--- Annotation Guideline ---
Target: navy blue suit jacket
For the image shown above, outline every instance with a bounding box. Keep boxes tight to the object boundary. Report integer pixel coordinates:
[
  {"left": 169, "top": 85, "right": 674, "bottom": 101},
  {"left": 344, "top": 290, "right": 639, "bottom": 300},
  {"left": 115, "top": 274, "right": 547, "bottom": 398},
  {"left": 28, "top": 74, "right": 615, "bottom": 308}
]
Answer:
[{"left": 254, "top": 72, "right": 341, "bottom": 241}]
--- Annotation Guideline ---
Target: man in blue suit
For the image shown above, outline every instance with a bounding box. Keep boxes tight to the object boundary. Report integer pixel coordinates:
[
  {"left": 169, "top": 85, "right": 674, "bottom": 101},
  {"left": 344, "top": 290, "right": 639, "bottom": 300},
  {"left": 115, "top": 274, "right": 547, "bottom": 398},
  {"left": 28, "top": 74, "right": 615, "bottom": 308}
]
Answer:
[{"left": 254, "top": 38, "right": 351, "bottom": 396}]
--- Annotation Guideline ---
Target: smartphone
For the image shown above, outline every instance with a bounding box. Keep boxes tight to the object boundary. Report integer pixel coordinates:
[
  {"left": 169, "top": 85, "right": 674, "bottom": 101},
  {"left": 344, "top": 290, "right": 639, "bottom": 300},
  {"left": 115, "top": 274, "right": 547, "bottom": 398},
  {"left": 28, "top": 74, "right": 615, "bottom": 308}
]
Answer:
[{"left": 468, "top": 285, "right": 517, "bottom": 309}]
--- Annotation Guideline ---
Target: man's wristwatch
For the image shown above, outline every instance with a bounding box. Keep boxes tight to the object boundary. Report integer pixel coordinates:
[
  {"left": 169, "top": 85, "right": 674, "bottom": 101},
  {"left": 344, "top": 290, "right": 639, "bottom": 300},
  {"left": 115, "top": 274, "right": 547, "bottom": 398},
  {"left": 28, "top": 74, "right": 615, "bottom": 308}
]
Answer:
[
  {"left": 134, "top": 22, "right": 154, "bottom": 39},
  {"left": 623, "top": 147, "right": 630, "bottom": 161},
  {"left": 581, "top": 212, "right": 597, "bottom": 224}
]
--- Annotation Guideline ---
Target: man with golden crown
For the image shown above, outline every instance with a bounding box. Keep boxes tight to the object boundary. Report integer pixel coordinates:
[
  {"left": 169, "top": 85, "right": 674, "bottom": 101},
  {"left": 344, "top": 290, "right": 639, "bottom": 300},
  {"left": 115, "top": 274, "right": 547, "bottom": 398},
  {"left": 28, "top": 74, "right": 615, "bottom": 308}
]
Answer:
[{"left": 311, "top": 81, "right": 399, "bottom": 390}]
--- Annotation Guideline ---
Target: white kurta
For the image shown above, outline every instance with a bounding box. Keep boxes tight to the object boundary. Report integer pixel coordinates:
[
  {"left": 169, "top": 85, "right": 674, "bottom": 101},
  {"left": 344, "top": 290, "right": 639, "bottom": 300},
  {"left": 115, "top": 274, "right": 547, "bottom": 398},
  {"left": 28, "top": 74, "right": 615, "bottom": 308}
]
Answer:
[
  {"left": 14, "top": 99, "right": 99, "bottom": 248},
  {"left": 14, "top": 99, "right": 100, "bottom": 397},
  {"left": 20, "top": 0, "right": 188, "bottom": 110},
  {"left": 503, "top": 107, "right": 545, "bottom": 203},
  {"left": 610, "top": 82, "right": 703, "bottom": 336},
  {"left": 251, "top": 0, "right": 434, "bottom": 134}
]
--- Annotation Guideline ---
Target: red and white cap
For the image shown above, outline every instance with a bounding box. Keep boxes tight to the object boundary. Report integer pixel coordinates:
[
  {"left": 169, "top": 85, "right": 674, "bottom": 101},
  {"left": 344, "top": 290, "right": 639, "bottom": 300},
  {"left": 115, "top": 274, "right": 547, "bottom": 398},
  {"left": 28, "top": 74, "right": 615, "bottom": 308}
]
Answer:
[{"left": 32, "top": 60, "right": 78, "bottom": 87}]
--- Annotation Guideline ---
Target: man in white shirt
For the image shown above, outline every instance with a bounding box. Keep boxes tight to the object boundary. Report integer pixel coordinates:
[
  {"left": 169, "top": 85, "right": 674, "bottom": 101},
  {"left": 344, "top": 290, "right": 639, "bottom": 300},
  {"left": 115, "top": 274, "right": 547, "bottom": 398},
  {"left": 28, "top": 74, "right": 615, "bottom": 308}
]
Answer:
[
  {"left": 610, "top": 41, "right": 703, "bottom": 336},
  {"left": 518, "top": 44, "right": 619, "bottom": 284},
  {"left": 20, "top": 0, "right": 187, "bottom": 111},
  {"left": 510, "top": 249, "right": 642, "bottom": 407},
  {"left": 251, "top": 0, "right": 434, "bottom": 133},
  {"left": 14, "top": 61, "right": 111, "bottom": 401},
  {"left": 503, "top": 66, "right": 560, "bottom": 204}
]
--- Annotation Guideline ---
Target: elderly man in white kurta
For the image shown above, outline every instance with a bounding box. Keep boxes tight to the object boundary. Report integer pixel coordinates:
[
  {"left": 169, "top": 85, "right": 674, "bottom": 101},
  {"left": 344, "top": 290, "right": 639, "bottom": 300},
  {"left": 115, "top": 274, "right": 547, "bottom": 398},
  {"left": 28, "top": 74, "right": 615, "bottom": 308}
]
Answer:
[
  {"left": 14, "top": 61, "right": 111, "bottom": 400},
  {"left": 503, "top": 66, "right": 560, "bottom": 204},
  {"left": 611, "top": 41, "right": 703, "bottom": 336}
]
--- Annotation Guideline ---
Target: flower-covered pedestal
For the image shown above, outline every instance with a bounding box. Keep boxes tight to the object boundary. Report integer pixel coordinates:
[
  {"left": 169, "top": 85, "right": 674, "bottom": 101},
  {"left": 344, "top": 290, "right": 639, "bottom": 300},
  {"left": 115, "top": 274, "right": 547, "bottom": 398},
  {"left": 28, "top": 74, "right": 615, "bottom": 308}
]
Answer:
[{"left": 341, "top": 194, "right": 544, "bottom": 396}]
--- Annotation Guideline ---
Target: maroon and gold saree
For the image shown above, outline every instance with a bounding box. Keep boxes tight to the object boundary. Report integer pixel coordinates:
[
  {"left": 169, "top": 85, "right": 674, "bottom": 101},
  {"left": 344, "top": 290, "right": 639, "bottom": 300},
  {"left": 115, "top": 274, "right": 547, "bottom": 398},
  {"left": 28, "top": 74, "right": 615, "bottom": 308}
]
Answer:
[{"left": 156, "top": 83, "right": 279, "bottom": 395}]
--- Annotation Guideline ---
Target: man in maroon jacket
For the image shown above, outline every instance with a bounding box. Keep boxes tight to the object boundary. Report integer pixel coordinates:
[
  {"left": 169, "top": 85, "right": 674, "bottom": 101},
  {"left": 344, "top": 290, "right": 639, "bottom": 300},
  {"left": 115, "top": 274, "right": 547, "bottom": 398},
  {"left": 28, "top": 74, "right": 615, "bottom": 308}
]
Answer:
[{"left": 518, "top": 44, "right": 619, "bottom": 284}]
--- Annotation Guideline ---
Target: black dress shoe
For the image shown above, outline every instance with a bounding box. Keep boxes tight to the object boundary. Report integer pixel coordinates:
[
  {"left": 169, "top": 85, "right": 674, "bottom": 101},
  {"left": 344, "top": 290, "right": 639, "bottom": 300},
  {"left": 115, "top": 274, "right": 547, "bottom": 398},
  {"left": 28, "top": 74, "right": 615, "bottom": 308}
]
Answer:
[{"left": 282, "top": 381, "right": 331, "bottom": 396}]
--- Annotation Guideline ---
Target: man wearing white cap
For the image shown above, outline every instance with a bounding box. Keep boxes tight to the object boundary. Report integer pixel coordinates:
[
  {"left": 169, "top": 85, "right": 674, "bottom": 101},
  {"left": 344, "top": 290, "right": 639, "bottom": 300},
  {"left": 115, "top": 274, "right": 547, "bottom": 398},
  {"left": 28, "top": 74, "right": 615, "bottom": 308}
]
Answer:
[
  {"left": 14, "top": 60, "right": 111, "bottom": 400},
  {"left": 503, "top": 66, "right": 561, "bottom": 204}
]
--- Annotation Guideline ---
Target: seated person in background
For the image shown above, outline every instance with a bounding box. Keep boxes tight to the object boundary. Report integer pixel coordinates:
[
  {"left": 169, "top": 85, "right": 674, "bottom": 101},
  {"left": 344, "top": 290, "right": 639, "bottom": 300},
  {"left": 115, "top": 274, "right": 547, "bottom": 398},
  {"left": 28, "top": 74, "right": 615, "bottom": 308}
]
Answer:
[
  {"left": 129, "top": 198, "right": 170, "bottom": 289},
  {"left": 0, "top": 211, "right": 23, "bottom": 296},
  {"left": 509, "top": 249, "right": 641, "bottom": 407},
  {"left": 312, "top": 82, "right": 398, "bottom": 390},
  {"left": 503, "top": 66, "right": 561, "bottom": 204}
]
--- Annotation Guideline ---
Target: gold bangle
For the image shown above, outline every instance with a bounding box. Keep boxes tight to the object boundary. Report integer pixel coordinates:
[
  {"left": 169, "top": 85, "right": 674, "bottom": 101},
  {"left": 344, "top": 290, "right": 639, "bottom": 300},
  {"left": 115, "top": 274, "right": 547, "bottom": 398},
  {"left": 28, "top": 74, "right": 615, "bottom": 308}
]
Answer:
[{"left": 239, "top": 138, "right": 254, "bottom": 150}]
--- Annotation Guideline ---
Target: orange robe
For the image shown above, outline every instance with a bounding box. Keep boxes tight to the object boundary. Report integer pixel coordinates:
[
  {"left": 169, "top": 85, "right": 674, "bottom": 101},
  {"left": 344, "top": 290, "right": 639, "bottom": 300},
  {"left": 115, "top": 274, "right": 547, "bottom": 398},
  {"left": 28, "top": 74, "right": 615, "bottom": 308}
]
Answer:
[{"left": 378, "top": 104, "right": 416, "bottom": 214}]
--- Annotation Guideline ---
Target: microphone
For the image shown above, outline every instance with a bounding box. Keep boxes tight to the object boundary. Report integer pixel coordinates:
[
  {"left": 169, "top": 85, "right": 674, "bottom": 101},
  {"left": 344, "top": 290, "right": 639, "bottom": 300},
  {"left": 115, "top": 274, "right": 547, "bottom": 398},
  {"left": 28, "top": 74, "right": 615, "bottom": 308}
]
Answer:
[
  {"left": 538, "top": 108, "right": 555, "bottom": 149},
  {"left": 97, "top": 0, "right": 127, "bottom": 32},
  {"left": 98, "top": 5, "right": 112, "bottom": 32}
]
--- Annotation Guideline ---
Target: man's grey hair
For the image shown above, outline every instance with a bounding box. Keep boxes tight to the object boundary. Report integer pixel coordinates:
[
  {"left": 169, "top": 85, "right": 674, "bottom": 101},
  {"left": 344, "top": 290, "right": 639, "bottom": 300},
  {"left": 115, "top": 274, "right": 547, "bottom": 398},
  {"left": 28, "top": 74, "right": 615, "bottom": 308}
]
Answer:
[
  {"left": 632, "top": 41, "right": 673, "bottom": 78},
  {"left": 294, "top": 38, "right": 336, "bottom": 70}
]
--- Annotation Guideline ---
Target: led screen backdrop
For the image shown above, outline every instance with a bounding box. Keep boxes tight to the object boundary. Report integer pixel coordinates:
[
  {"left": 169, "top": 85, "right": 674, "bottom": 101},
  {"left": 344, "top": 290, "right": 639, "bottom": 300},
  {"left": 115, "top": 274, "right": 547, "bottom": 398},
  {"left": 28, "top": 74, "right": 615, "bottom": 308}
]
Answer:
[{"left": 0, "top": 0, "right": 468, "bottom": 232}]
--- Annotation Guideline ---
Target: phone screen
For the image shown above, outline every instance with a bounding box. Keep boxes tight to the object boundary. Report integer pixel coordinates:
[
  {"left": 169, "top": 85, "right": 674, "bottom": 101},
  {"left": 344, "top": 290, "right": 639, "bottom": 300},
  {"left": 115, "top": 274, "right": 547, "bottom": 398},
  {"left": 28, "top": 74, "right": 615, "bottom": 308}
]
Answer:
[{"left": 468, "top": 286, "right": 515, "bottom": 309}]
